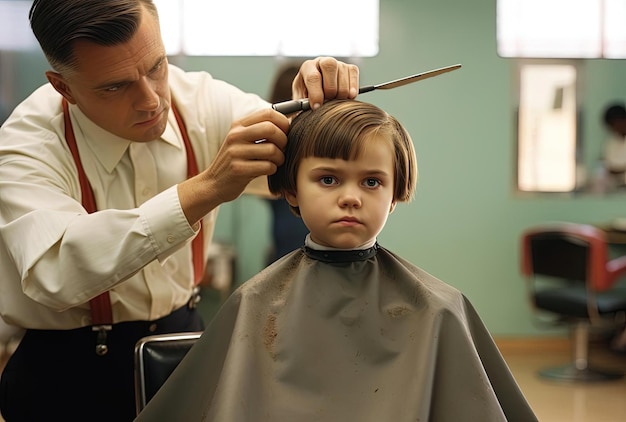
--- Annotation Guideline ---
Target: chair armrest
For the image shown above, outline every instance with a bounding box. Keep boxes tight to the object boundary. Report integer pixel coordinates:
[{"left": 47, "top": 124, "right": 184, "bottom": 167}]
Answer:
[{"left": 605, "top": 255, "right": 626, "bottom": 290}]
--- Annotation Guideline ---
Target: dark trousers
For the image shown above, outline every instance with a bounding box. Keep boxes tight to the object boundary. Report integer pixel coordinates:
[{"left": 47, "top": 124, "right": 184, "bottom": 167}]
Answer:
[{"left": 0, "top": 305, "right": 203, "bottom": 422}]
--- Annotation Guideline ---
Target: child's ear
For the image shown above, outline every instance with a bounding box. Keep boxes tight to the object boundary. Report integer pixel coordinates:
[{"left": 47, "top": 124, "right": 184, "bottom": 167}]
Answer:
[
  {"left": 284, "top": 191, "right": 299, "bottom": 207},
  {"left": 389, "top": 202, "right": 397, "bottom": 214}
]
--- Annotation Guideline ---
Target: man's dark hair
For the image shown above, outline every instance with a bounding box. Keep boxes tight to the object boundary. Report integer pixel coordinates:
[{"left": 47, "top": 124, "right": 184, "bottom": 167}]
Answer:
[
  {"left": 603, "top": 102, "right": 626, "bottom": 127},
  {"left": 29, "top": 0, "right": 158, "bottom": 74}
]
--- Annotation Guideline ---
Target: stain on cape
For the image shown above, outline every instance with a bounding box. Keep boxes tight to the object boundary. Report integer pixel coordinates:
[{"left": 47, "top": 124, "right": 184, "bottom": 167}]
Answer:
[{"left": 264, "top": 313, "right": 278, "bottom": 359}]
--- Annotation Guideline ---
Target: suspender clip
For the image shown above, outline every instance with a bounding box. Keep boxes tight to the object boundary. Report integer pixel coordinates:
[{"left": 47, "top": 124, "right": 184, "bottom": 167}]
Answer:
[
  {"left": 188, "top": 286, "right": 202, "bottom": 309},
  {"left": 93, "top": 325, "right": 113, "bottom": 356}
]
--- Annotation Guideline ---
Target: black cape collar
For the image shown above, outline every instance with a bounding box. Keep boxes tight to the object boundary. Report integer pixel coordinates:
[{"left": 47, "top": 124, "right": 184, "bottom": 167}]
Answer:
[{"left": 303, "top": 243, "right": 379, "bottom": 263}]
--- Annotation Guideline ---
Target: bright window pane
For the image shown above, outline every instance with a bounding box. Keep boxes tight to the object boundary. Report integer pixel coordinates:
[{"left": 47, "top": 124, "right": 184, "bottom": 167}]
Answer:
[
  {"left": 154, "top": 0, "right": 182, "bottom": 54},
  {"left": 155, "top": 0, "right": 379, "bottom": 57},
  {"left": 497, "top": 0, "right": 626, "bottom": 59},
  {"left": 604, "top": 0, "right": 626, "bottom": 58},
  {"left": 0, "top": 1, "right": 38, "bottom": 50},
  {"left": 497, "top": 0, "right": 601, "bottom": 58}
]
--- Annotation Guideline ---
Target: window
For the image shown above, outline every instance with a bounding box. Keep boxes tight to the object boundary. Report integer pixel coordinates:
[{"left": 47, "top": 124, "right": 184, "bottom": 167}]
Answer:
[
  {"left": 497, "top": 0, "right": 626, "bottom": 59},
  {"left": 154, "top": 0, "right": 379, "bottom": 57},
  {"left": 0, "top": 0, "right": 380, "bottom": 57},
  {"left": 0, "top": 1, "right": 37, "bottom": 50}
]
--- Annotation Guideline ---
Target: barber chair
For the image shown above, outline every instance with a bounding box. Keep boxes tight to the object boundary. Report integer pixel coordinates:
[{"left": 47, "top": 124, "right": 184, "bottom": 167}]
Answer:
[
  {"left": 520, "top": 222, "right": 626, "bottom": 382},
  {"left": 134, "top": 331, "right": 202, "bottom": 414}
]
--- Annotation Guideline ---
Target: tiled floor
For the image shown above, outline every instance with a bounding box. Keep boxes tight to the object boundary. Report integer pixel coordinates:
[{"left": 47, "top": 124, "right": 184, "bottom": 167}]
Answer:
[
  {"left": 497, "top": 337, "right": 626, "bottom": 422},
  {"left": 0, "top": 336, "right": 625, "bottom": 421}
]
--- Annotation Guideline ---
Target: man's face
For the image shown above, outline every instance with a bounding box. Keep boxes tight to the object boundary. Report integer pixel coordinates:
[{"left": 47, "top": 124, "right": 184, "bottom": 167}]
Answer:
[{"left": 47, "top": 7, "right": 171, "bottom": 142}]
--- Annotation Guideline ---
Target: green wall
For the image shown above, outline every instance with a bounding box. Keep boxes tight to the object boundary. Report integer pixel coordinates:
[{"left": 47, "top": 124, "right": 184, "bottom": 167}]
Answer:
[{"left": 6, "top": 0, "right": 626, "bottom": 337}]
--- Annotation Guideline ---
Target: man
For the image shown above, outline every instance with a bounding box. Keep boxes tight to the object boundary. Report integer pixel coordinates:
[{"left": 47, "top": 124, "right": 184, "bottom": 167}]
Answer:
[
  {"left": 0, "top": 1, "right": 359, "bottom": 421},
  {"left": 602, "top": 102, "right": 626, "bottom": 189}
]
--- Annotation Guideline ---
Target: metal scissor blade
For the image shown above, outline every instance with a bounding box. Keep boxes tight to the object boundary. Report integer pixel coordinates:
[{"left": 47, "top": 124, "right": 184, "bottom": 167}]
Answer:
[
  {"left": 359, "top": 63, "right": 462, "bottom": 93},
  {"left": 272, "top": 63, "right": 462, "bottom": 115}
]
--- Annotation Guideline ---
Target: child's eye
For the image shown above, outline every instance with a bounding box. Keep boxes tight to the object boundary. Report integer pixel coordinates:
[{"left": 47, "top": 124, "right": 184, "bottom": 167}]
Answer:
[
  {"left": 364, "top": 178, "right": 381, "bottom": 188},
  {"left": 320, "top": 176, "right": 337, "bottom": 186}
]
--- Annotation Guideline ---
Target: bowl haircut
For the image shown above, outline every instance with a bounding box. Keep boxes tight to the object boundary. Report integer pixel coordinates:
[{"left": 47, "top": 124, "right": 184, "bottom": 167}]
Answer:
[{"left": 268, "top": 99, "right": 418, "bottom": 216}]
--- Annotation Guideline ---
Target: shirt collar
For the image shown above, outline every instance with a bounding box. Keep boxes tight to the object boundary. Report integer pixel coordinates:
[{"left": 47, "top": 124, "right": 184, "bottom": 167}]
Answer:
[
  {"left": 304, "top": 234, "right": 377, "bottom": 251},
  {"left": 68, "top": 104, "right": 182, "bottom": 173}
]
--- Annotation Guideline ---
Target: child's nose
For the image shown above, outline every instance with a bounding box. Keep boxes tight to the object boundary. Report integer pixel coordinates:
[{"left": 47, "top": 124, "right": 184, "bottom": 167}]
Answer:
[{"left": 338, "top": 186, "right": 362, "bottom": 208}]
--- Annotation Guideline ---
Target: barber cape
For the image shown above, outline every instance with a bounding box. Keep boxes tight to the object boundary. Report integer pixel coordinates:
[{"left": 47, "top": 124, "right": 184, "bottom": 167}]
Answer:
[{"left": 136, "top": 243, "right": 536, "bottom": 422}]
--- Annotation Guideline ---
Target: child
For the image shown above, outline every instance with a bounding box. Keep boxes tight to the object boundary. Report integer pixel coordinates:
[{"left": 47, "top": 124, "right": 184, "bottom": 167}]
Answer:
[{"left": 136, "top": 100, "right": 537, "bottom": 421}]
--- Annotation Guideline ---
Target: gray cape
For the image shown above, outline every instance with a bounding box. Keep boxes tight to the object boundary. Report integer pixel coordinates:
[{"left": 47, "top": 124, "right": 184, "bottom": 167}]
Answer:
[{"left": 136, "top": 245, "right": 537, "bottom": 421}]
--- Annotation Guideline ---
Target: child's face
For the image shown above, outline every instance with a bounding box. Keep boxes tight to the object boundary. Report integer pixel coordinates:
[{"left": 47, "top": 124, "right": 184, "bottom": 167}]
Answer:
[{"left": 285, "top": 135, "right": 397, "bottom": 249}]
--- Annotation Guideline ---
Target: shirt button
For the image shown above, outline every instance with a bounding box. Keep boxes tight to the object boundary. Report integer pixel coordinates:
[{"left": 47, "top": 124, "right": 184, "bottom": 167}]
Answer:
[
  {"left": 167, "top": 235, "right": 175, "bottom": 243},
  {"left": 149, "top": 323, "right": 157, "bottom": 332},
  {"left": 142, "top": 187, "right": 151, "bottom": 197}
]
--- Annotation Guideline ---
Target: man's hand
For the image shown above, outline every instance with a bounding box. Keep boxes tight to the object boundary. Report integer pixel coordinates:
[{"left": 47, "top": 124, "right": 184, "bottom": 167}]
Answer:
[
  {"left": 178, "top": 108, "right": 289, "bottom": 225},
  {"left": 293, "top": 57, "right": 359, "bottom": 110}
]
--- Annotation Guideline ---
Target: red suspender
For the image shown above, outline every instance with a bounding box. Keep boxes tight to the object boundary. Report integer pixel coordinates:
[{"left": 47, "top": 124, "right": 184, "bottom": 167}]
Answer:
[
  {"left": 62, "top": 99, "right": 114, "bottom": 328},
  {"left": 61, "top": 99, "right": 204, "bottom": 333},
  {"left": 171, "top": 104, "right": 205, "bottom": 285}
]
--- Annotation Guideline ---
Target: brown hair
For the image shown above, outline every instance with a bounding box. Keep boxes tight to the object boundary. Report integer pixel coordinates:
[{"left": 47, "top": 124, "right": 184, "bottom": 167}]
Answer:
[
  {"left": 29, "top": 0, "right": 159, "bottom": 74},
  {"left": 269, "top": 99, "right": 418, "bottom": 215}
]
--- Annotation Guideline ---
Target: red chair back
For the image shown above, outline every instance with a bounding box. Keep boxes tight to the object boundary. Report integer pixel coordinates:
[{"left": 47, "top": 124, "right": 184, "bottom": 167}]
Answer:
[{"left": 520, "top": 223, "right": 610, "bottom": 291}]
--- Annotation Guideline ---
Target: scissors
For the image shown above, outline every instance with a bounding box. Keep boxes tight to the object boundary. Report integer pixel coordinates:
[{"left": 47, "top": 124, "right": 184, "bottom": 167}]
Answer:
[{"left": 272, "top": 63, "right": 462, "bottom": 115}]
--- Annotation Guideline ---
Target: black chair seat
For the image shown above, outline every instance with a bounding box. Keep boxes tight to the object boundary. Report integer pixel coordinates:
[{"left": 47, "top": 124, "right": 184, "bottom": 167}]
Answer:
[
  {"left": 520, "top": 222, "right": 626, "bottom": 382},
  {"left": 535, "top": 286, "right": 626, "bottom": 318}
]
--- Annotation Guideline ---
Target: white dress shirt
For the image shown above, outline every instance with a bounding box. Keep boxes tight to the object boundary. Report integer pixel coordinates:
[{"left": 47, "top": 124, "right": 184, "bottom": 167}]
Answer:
[
  {"left": 0, "top": 65, "right": 268, "bottom": 329},
  {"left": 604, "top": 133, "right": 626, "bottom": 185}
]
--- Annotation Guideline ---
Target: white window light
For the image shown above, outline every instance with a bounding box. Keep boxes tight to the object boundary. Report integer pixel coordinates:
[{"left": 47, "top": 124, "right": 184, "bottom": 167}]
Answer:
[
  {"left": 0, "top": 1, "right": 38, "bottom": 51},
  {"left": 0, "top": 1, "right": 379, "bottom": 57},
  {"left": 154, "top": 0, "right": 379, "bottom": 57},
  {"left": 604, "top": 0, "right": 626, "bottom": 58},
  {"left": 497, "top": 0, "right": 626, "bottom": 59}
]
